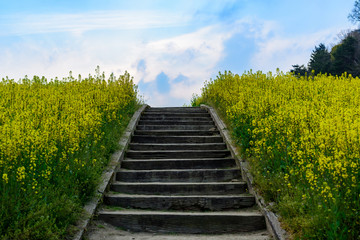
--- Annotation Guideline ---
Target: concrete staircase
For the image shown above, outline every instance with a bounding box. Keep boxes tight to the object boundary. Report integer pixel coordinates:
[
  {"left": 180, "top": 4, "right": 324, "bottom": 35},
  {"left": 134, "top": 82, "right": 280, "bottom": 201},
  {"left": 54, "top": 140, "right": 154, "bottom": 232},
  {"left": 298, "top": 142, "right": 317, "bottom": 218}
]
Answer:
[{"left": 97, "top": 107, "right": 267, "bottom": 234}]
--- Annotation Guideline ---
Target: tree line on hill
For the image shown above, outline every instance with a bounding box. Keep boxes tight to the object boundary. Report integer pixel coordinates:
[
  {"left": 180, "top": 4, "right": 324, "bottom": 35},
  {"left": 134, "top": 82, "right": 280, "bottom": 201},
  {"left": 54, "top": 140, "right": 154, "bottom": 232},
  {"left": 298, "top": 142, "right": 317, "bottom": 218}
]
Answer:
[{"left": 291, "top": 1, "right": 360, "bottom": 77}]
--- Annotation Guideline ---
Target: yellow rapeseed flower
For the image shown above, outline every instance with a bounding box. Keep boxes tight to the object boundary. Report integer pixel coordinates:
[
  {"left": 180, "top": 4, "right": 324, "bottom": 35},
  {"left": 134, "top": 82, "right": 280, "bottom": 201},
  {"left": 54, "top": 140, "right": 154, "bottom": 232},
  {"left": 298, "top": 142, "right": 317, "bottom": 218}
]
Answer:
[
  {"left": 198, "top": 70, "right": 360, "bottom": 213},
  {"left": 2, "top": 173, "right": 8, "bottom": 184}
]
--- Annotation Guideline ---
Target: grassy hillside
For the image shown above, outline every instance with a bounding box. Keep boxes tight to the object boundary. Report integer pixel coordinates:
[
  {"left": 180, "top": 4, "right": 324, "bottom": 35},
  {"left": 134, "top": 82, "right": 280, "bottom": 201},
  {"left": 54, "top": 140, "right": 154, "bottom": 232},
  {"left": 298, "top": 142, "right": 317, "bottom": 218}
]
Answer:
[
  {"left": 192, "top": 70, "right": 360, "bottom": 239},
  {"left": 0, "top": 71, "right": 141, "bottom": 239}
]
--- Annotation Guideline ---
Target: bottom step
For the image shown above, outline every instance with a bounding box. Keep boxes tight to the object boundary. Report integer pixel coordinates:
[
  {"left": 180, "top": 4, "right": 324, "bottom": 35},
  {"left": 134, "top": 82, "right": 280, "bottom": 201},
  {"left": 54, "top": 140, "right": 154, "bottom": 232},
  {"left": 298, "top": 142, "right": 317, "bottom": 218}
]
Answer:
[
  {"left": 85, "top": 220, "right": 270, "bottom": 240},
  {"left": 97, "top": 210, "right": 266, "bottom": 234}
]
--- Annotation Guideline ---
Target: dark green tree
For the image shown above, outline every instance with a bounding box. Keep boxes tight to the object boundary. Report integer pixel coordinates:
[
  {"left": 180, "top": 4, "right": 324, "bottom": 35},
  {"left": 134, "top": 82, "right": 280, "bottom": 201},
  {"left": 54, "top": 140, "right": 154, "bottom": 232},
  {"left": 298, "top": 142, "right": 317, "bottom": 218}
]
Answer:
[
  {"left": 331, "top": 35, "right": 358, "bottom": 76},
  {"left": 308, "top": 43, "right": 332, "bottom": 74},
  {"left": 290, "top": 64, "right": 307, "bottom": 77},
  {"left": 348, "top": 0, "right": 360, "bottom": 24}
]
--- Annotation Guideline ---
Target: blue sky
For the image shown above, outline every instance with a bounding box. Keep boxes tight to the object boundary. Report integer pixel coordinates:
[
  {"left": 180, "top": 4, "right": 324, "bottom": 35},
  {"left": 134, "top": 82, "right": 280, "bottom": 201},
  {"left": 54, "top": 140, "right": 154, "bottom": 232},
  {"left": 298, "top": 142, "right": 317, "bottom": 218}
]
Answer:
[{"left": 0, "top": 0, "right": 355, "bottom": 106}]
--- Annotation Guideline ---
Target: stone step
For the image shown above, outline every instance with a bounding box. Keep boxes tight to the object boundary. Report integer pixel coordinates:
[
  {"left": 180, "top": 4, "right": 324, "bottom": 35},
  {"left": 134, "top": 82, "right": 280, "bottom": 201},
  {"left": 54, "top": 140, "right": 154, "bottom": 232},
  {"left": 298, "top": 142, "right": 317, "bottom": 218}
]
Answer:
[
  {"left": 97, "top": 210, "right": 266, "bottom": 233},
  {"left": 85, "top": 226, "right": 270, "bottom": 240},
  {"left": 93, "top": 106, "right": 269, "bottom": 237},
  {"left": 136, "top": 125, "right": 216, "bottom": 131},
  {"left": 110, "top": 181, "right": 248, "bottom": 195},
  {"left": 138, "top": 120, "right": 214, "bottom": 125},
  {"left": 134, "top": 130, "right": 220, "bottom": 136},
  {"left": 121, "top": 158, "right": 236, "bottom": 170},
  {"left": 142, "top": 112, "right": 210, "bottom": 118},
  {"left": 141, "top": 116, "right": 213, "bottom": 121},
  {"left": 126, "top": 150, "right": 231, "bottom": 159},
  {"left": 128, "top": 143, "right": 227, "bottom": 151},
  {"left": 131, "top": 135, "right": 222, "bottom": 144},
  {"left": 116, "top": 168, "right": 241, "bottom": 182},
  {"left": 104, "top": 194, "right": 255, "bottom": 211},
  {"left": 145, "top": 107, "right": 207, "bottom": 113}
]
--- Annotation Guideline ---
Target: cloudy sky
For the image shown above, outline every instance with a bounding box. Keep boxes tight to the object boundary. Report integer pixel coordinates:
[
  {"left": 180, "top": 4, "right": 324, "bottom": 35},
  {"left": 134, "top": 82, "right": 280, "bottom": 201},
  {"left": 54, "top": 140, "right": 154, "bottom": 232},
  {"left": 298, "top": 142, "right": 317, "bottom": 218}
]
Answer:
[{"left": 0, "top": 0, "right": 355, "bottom": 106}]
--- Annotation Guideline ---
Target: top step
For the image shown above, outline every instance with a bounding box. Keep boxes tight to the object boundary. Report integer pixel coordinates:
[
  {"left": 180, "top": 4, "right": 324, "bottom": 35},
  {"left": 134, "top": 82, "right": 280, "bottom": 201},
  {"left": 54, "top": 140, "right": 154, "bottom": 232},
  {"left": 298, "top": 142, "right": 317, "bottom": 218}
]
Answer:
[{"left": 146, "top": 107, "right": 207, "bottom": 113}]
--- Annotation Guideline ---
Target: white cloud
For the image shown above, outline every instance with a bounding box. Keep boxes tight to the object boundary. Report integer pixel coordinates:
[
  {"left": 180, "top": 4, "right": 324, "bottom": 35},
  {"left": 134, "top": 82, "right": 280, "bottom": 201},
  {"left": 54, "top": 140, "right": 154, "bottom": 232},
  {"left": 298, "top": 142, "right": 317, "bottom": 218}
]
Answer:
[
  {"left": 129, "top": 19, "right": 283, "bottom": 106},
  {"left": 133, "top": 24, "right": 233, "bottom": 83},
  {"left": 129, "top": 24, "right": 237, "bottom": 106},
  {"left": 0, "top": 10, "right": 191, "bottom": 36},
  {"left": 170, "top": 80, "right": 204, "bottom": 100},
  {"left": 251, "top": 28, "right": 343, "bottom": 72}
]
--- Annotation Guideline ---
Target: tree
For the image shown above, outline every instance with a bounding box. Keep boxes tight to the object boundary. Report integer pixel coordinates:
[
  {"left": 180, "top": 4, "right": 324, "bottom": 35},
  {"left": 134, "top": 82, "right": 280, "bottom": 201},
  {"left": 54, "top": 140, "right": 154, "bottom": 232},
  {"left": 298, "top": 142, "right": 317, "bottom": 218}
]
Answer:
[
  {"left": 348, "top": 0, "right": 360, "bottom": 24},
  {"left": 290, "top": 64, "right": 307, "bottom": 77},
  {"left": 308, "top": 43, "right": 332, "bottom": 75},
  {"left": 331, "top": 35, "right": 358, "bottom": 76}
]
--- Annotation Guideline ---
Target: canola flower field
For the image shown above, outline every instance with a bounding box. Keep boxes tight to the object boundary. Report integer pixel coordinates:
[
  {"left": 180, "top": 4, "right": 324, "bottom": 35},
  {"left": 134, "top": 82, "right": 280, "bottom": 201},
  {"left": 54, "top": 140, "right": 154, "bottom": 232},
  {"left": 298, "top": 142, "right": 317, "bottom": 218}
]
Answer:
[
  {"left": 193, "top": 71, "right": 360, "bottom": 239},
  {"left": 0, "top": 70, "right": 139, "bottom": 239}
]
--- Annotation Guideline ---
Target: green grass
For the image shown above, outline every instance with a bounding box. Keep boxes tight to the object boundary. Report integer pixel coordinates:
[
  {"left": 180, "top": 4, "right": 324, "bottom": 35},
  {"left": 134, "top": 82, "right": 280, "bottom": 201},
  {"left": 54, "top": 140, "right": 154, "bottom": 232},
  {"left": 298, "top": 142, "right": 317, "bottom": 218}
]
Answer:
[
  {"left": 1, "top": 108, "right": 139, "bottom": 240},
  {"left": 192, "top": 70, "right": 360, "bottom": 239},
  {"left": 0, "top": 73, "right": 142, "bottom": 240}
]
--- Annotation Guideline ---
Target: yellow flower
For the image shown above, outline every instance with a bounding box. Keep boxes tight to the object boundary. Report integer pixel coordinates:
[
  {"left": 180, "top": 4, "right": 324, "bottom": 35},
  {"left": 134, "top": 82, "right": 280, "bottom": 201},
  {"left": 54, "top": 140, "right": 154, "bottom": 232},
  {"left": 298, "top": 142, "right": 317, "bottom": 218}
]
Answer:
[
  {"left": 197, "top": 70, "right": 360, "bottom": 215},
  {"left": 17, "top": 166, "right": 26, "bottom": 182},
  {"left": 2, "top": 173, "right": 8, "bottom": 184}
]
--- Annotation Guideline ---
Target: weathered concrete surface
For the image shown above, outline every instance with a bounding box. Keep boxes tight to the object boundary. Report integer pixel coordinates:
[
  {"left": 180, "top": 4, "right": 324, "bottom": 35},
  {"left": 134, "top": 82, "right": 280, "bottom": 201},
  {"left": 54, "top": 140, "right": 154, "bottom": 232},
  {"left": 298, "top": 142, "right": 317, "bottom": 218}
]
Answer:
[
  {"left": 130, "top": 135, "right": 223, "bottom": 143},
  {"left": 103, "top": 193, "right": 255, "bottom": 211},
  {"left": 116, "top": 168, "right": 241, "bottom": 182},
  {"left": 140, "top": 116, "right": 212, "bottom": 121},
  {"left": 125, "top": 149, "right": 231, "bottom": 159},
  {"left": 136, "top": 125, "right": 215, "bottom": 130},
  {"left": 142, "top": 112, "right": 210, "bottom": 118},
  {"left": 146, "top": 107, "right": 208, "bottom": 112},
  {"left": 138, "top": 120, "right": 214, "bottom": 125},
  {"left": 128, "top": 143, "right": 227, "bottom": 151},
  {"left": 85, "top": 220, "right": 270, "bottom": 240},
  {"left": 110, "top": 181, "right": 248, "bottom": 195},
  {"left": 121, "top": 158, "right": 235, "bottom": 170},
  {"left": 97, "top": 210, "right": 266, "bottom": 234},
  {"left": 134, "top": 130, "right": 219, "bottom": 136}
]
